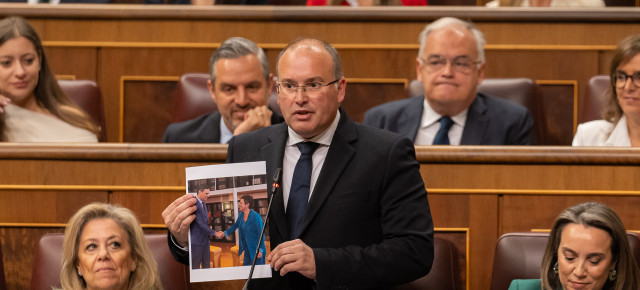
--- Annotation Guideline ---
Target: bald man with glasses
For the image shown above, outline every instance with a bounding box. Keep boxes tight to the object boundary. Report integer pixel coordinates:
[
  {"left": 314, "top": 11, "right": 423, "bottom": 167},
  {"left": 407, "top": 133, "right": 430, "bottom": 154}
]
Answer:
[{"left": 364, "top": 17, "right": 533, "bottom": 145}]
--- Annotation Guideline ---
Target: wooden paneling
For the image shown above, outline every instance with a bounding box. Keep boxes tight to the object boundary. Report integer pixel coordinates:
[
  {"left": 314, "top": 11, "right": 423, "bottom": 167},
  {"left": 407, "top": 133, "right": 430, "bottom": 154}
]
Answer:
[
  {"left": 0, "top": 191, "right": 106, "bottom": 223},
  {"left": 98, "top": 47, "right": 211, "bottom": 141},
  {"left": 0, "top": 227, "right": 64, "bottom": 290},
  {"left": 44, "top": 47, "right": 98, "bottom": 81},
  {"left": 500, "top": 195, "right": 640, "bottom": 233},
  {"left": 122, "top": 78, "right": 178, "bottom": 142},
  {"left": 343, "top": 79, "right": 408, "bottom": 122},
  {"left": 2, "top": 144, "right": 640, "bottom": 289},
  {"left": 1, "top": 6, "right": 637, "bottom": 142},
  {"left": 537, "top": 82, "right": 575, "bottom": 145},
  {"left": 435, "top": 230, "right": 469, "bottom": 290}
]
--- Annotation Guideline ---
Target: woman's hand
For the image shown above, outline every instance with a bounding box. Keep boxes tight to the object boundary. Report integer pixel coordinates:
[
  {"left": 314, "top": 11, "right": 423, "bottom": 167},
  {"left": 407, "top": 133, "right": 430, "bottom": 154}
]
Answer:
[{"left": 0, "top": 93, "right": 10, "bottom": 113}]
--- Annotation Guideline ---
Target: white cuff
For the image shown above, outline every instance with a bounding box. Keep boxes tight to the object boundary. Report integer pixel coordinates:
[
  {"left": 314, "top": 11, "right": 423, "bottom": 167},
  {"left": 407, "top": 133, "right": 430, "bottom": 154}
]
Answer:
[{"left": 170, "top": 234, "right": 188, "bottom": 252}]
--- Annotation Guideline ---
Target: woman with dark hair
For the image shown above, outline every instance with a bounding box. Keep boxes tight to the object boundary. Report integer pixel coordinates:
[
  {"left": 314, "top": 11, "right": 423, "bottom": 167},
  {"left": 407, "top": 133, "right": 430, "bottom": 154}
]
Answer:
[
  {"left": 509, "top": 202, "right": 640, "bottom": 290},
  {"left": 0, "top": 16, "right": 99, "bottom": 142},
  {"left": 215, "top": 194, "right": 266, "bottom": 265},
  {"left": 573, "top": 34, "right": 640, "bottom": 146}
]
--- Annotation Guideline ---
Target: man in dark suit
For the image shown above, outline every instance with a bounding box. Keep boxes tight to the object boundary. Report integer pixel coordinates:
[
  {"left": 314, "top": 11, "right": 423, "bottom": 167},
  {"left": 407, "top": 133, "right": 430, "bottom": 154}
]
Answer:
[
  {"left": 162, "top": 37, "right": 283, "bottom": 143},
  {"left": 363, "top": 17, "right": 533, "bottom": 145},
  {"left": 190, "top": 184, "right": 215, "bottom": 269},
  {"left": 163, "top": 38, "right": 434, "bottom": 289}
]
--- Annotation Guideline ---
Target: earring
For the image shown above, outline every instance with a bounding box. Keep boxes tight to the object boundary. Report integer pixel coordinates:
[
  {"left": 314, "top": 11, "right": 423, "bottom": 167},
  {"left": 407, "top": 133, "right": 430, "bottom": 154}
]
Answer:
[
  {"left": 553, "top": 262, "right": 559, "bottom": 274},
  {"left": 78, "top": 271, "right": 82, "bottom": 276},
  {"left": 609, "top": 268, "right": 617, "bottom": 281}
]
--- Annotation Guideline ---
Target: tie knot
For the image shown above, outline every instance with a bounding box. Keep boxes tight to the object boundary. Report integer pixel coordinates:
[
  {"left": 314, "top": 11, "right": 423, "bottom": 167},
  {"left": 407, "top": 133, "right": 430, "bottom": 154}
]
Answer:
[
  {"left": 296, "top": 142, "right": 319, "bottom": 155},
  {"left": 439, "top": 116, "right": 454, "bottom": 130}
]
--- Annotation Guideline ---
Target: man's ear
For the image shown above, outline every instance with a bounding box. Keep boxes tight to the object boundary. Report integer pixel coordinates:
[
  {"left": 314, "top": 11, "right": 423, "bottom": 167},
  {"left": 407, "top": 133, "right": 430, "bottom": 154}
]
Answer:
[
  {"left": 207, "top": 79, "right": 217, "bottom": 103},
  {"left": 477, "top": 62, "right": 486, "bottom": 84},
  {"left": 416, "top": 57, "right": 423, "bottom": 82}
]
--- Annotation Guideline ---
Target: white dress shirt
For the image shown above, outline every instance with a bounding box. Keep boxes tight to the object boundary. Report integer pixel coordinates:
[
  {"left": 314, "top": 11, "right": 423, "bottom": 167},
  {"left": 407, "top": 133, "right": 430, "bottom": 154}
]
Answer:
[
  {"left": 414, "top": 98, "right": 467, "bottom": 145},
  {"left": 282, "top": 110, "right": 341, "bottom": 212},
  {"left": 219, "top": 118, "right": 234, "bottom": 144}
]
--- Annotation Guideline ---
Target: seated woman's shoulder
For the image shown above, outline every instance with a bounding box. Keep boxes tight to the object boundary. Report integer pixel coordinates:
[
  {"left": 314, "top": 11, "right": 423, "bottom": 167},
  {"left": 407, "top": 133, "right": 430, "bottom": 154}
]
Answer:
[{"left": 508, "top": 279, "right": 542, "bottom": 290}]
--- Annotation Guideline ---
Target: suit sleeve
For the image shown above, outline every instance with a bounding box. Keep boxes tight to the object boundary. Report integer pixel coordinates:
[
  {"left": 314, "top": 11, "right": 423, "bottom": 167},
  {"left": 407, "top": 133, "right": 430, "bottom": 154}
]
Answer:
[
  {"left": 362, "top": 108, "right": 379, "bottom": 127},
  {"left": 161, "top": 124, "right": 174, "bottom": 143},
  {"left": 572, "top": 123, "right": 587, "bottom": 146},
  {"left": 312, "top": 137, "right": 434, "bottom": 288},
  {"left": 167, "top": 232, "right": 189, "bottom": 265},
  {"left": 509, "top": 109, "right": 534, "bottom": 145}
]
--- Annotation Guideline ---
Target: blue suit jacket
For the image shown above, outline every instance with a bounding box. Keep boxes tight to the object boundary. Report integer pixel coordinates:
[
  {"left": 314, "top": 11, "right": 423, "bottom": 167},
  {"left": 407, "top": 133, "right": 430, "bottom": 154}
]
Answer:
[
  {"left": 363, "top": 94, "right": 533, "bottom": 145},
  {"left": 190, "top": 200, "right": 215, "bottom": 246},
  {"left": 224, "top": 209, "right": 266, "bottom": 259}
]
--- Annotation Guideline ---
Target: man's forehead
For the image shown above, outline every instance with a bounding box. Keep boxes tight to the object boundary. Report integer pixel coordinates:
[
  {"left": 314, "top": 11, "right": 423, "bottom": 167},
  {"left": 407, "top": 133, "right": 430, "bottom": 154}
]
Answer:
[
  {"left": 277, "top": 49, "right": 334, "bottom": 81},
  {"left": 214, "top": 55, "right": 264, "bottom": 78},
  {"left": 424, "top": 26, "right": 477, "bottom": 53}
]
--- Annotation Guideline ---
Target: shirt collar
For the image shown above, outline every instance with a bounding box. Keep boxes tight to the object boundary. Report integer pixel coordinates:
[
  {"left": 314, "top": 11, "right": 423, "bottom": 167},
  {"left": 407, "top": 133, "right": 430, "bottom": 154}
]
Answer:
[
  {"left": 420, "top": 98, "right": 468, "bottom": 128},
  {"left": 287, "top": 110, "right": 341, "bottom": 147},
  {"left": 219, "top": 117, "right": 234, "bottom": 144}
]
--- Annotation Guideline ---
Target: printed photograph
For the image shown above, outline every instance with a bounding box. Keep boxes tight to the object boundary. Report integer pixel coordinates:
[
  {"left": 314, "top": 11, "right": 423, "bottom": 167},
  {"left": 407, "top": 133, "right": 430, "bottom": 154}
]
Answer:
[{"left": 186, "top": 161, "right": 272, "bottom": 282}]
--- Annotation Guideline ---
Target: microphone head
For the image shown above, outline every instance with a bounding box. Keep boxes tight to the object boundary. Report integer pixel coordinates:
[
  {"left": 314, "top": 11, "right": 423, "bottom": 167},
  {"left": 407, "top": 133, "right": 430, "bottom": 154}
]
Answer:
[{"left": 272, "top": 168, "right": 282, "bottom": 183}]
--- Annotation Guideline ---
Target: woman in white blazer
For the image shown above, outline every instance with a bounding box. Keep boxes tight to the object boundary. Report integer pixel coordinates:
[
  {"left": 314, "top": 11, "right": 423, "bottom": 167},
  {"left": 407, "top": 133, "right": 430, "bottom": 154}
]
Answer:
[{"left": 573, "top": 34, "right": 640, "bottom": 147}]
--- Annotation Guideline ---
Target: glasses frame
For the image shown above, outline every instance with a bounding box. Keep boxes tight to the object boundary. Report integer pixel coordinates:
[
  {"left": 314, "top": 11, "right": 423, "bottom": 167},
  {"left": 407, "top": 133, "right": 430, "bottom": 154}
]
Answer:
[
  {"left": 613, "top": 71, "right": 640, "bottom": 89},
  {"left": 419, "top": 55, "right": 481, "bottom": 74},
  {"left": 276, "top": 79, "right": 340, "bottom": 95}
]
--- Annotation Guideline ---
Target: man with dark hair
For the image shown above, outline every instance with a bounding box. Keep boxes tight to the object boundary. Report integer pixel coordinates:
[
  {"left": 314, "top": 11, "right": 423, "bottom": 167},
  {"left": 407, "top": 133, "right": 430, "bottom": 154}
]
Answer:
[
  {"left": 163, "top": 37, "right": 283, "bottom": 143},
  {"left": 190, "top": 184, "right": 214, "bottom": 269}
]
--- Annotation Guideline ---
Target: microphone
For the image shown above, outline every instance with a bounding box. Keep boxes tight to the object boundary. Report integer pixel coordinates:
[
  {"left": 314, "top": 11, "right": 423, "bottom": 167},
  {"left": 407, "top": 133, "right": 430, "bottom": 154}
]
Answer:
[{"left": 243, "top": 168, "right": 282, "bottom": 290}]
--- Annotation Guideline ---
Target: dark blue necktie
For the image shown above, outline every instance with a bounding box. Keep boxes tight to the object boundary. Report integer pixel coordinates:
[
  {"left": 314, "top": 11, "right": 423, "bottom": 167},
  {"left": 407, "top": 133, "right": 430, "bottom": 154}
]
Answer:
[
  {"left": 287, "top": 142, "right": 319, "bottom": 240},
  {"left": 432, "top": 116, "right": 454, "bottom": 145},
  {"left": 201, "top": 201, "right": 209, "bottom": 222}
]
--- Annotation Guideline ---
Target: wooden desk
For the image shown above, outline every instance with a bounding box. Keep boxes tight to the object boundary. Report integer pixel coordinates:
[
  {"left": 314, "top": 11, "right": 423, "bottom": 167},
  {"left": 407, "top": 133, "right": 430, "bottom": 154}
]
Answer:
[
  {"left": 2, "top": 144, "right": 640, "bottom": 289},
  {"left": 1, "top": 5, "right": 640, "bottom": 144}
]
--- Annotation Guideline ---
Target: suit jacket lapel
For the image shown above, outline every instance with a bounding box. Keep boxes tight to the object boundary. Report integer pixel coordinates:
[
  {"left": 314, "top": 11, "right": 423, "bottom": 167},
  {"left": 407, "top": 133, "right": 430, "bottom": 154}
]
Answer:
[
  {"left": 261, "top": 124, "right": 289, "bottom": 240},
  {"left": 399, "top": 96, "right": 424, "bottom": 142},
  {"left": 199, "top": 111, "right": 222, "bottom": 143},
  {"left": 299, "top": 113, "right": 357, "bottom": 237},
  {"left": 461, "top": 93, "right": 489, "bottom": 145}
]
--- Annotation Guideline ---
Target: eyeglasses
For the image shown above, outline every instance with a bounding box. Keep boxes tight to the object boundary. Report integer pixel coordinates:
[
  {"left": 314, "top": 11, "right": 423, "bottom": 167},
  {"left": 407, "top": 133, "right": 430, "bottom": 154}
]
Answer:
[
  {"left": 613, "top": 71, "right": 640, "bottom": 88},
  {"left": 419, "top": 55, "right": 480, "bottom": 74},
  {"left": 277, "top": 79, "right": 340, "bottom": 95}
]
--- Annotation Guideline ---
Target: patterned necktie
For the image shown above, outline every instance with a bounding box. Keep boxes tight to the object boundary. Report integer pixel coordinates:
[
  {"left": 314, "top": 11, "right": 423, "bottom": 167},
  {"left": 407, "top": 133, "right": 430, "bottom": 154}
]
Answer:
[
  {"left": 287, "top": 142, "right": 319, "bottom": 240},
  {"left": 432, "top": 116, "right": 454, "bottom": 145}
]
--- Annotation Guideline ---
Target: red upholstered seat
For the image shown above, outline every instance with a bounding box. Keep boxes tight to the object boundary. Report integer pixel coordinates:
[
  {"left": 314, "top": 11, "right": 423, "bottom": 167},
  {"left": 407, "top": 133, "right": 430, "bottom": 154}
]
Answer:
[
  {"left": 580, "top": 75, "right": 610, "bottom": 124},
  {"left": 170, "top": 73, "right": 217, "bottom": 123},
  {"left": 58, "top": 80, "right": 107, "bottom": 142},
  {"left": 394, "top": 237, "right": 458, "bottom": 290},
  {"left": 30, "top": 233, "right": 190, "bottom": 290}
]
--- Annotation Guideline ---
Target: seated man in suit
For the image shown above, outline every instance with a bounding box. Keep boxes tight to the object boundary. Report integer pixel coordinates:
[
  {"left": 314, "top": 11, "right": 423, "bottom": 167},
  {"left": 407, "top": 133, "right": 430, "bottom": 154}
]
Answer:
[
  {"left": 363, "top": 17, "right": 533, "bottom": 145},
  {"left": 163, "top": 37, "right": 283, "bottom": 143},
  {"left": 163, "top": 38, "right": 434, "bottom": 289}
]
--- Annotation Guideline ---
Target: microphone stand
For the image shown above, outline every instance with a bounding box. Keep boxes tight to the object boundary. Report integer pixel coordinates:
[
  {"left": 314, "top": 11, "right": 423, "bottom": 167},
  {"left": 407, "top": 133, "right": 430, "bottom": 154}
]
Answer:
[{"left": 242, "top": 168, "right": 281, "bottom": 290}]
